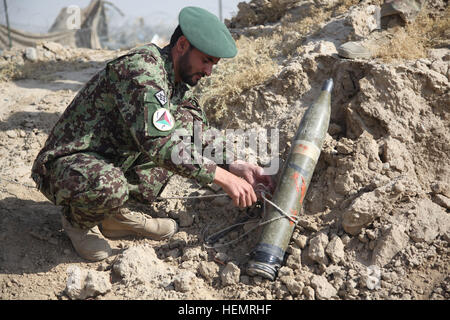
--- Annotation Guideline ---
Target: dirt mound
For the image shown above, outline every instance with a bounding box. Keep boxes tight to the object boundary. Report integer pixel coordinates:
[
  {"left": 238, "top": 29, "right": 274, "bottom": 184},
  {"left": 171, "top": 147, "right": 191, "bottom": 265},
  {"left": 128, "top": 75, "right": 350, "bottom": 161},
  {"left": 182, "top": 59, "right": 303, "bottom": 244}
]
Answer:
[{"left": 0, "top": 1, "right": 449, "bottom": 300}]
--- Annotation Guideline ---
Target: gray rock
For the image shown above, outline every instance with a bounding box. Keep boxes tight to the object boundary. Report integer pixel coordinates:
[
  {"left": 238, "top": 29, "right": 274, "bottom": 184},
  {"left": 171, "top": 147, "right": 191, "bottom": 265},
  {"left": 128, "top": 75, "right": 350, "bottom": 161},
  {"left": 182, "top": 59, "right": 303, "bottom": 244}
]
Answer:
[
  {"left": 325, "top": 235, "right": 345, "bottom": 263},
  {"left": 169, "top": 231, "right": 188, "bottom": 248},
  {"left": 285, "top": 247, "right": 301, "bottom": 270},
  {"left": 179, "top": 211, "right": 195, "bottom": 227},
  {"left": 181, "top": 246, "right": 204, "bottom": 261},
  {"left": 308, "top": 232, "right": 329, "bottom": 264},
  {"left": 410, "top": 199, "right": 449, "bottom": 243},
  {"left": 431, "top": 181, "right": 450, "bottom": 198},
  {"left": 220, "top": 262, "right": 240, "bottom": 286},
  {"left": 173, "top": 270, "right": 197, "bottom": 292},
  {"left": 6, "top": 130, "right": 17, "bottom": 138},
  {"left": 433, "top": 194, "right": 450, "bottom": 210},
  {"left": 342, "top": 190, "right": 385, "bottom": 235},
  {"left": 113, "top": 245, "right": 174, "bottom": 286},
  {"left": 293, "top": 234, "right": 308, "bottom": 249},
  {"left": 283, "top": 277, "right": 304, "bottom": 296},
  {"left": 371, "top": 224, "right": 409, "bottom": 267},
  {"left": 25, "top": 47, "right": 38, "bottom": 62},
  {"left": 65, "top": 266, "right": 111, "bottom": 300},
  {"left": 302, "top": 285, "right": 315, "bottom": 300},
  {"left": 198, "top": 261, "right": 219, "bottom": 284},
  {"left": 310, "top": 275, "right": 337, "bottom": 299}
]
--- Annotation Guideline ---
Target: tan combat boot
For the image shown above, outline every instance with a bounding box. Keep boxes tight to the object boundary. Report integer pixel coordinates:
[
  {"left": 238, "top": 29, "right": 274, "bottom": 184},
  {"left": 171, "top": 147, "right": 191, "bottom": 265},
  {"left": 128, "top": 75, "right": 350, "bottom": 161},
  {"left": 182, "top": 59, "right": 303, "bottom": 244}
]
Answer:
[
  {"left": 100, "top": 208, "right": 178, "bottom": 240},
  {"left": 61, "top": 215, "right": 112, "bottom": 262}
]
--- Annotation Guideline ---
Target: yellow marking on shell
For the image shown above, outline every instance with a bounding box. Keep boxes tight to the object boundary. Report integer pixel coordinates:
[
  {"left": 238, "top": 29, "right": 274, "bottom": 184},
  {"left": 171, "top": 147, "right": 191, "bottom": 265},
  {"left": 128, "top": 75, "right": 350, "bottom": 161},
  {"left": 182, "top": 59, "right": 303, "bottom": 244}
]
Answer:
[{"left": 292, "top": 140, "right": 321, "bottom": 162}]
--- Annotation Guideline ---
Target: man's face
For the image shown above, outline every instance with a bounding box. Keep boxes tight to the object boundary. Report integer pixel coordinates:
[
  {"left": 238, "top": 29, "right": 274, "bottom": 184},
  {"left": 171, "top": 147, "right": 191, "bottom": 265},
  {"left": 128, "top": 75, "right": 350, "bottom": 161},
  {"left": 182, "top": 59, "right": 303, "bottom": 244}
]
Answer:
[{"left": 178, "top": 45, "right": 220, "bottom": 86}]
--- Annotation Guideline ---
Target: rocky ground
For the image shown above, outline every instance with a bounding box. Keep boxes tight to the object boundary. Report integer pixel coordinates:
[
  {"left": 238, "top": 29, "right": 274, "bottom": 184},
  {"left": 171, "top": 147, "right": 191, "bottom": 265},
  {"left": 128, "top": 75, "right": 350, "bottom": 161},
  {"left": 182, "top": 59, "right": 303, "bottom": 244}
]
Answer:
[{"left": 0, "top": 1, "right": 449, "bottom": 300}]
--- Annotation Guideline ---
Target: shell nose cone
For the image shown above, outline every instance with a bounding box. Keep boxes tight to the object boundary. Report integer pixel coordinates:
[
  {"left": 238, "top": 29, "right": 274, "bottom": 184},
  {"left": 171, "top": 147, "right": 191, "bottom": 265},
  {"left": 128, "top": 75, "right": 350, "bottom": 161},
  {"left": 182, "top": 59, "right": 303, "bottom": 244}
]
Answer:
[{"left": 322, "top": 78, "right": 334, "bottom": 92}]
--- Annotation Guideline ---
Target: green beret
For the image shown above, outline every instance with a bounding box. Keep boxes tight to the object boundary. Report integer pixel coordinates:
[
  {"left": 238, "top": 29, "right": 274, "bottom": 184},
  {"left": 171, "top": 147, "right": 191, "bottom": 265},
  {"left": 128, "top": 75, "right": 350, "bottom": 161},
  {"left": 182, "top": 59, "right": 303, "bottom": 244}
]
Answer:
[{"left": 179, "top": 6, "right": 237, "bottom": 58}]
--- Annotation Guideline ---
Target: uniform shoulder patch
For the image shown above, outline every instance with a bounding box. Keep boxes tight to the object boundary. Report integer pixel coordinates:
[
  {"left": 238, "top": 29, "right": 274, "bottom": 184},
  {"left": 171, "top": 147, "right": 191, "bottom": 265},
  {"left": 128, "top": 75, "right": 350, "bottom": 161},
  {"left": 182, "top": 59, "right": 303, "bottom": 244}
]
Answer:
[
  {"left": 155, "top": 90, "right": 168, "bottom": 106},
  {"left": 152, "top": 108, "right": 175, "bottom": 131}
]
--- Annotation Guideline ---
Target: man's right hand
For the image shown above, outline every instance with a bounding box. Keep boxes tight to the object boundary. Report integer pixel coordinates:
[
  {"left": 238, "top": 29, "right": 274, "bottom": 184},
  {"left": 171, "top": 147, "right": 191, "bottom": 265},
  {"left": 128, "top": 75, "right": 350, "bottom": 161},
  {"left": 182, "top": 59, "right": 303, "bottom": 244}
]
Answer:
[{"left": 213, "top": 166, "right": 257, "bottom": 208}]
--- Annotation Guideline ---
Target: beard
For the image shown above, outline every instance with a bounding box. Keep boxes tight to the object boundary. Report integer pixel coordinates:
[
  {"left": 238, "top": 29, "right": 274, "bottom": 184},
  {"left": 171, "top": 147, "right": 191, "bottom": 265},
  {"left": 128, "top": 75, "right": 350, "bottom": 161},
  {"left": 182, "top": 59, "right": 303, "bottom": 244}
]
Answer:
[{"left": 178, "top": 48, "right": 205, "bottom": 86}]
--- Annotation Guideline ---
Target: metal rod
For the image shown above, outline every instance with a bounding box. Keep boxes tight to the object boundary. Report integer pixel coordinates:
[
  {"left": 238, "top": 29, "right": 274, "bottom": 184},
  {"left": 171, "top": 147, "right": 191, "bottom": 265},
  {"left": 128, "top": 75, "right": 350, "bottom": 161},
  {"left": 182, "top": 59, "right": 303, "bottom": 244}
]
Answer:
[{"left": 3, "top": 0, "right": 12, "bottom": 48}]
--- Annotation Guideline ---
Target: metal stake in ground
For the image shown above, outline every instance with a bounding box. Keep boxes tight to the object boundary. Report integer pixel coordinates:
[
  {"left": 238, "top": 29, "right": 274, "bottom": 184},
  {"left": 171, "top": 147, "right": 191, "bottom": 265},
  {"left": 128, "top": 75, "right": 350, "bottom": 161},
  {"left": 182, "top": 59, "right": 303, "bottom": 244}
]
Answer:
[{"left": 3, "top": 0, "right": 12, "bottom": 49}]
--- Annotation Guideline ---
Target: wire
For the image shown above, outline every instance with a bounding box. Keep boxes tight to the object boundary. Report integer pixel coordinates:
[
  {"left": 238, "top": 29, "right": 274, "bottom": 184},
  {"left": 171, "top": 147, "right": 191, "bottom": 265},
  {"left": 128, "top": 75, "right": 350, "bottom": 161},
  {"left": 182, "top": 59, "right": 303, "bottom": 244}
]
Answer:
[{"left": 0, "top": 176, "right": 298, "bottom": 249}]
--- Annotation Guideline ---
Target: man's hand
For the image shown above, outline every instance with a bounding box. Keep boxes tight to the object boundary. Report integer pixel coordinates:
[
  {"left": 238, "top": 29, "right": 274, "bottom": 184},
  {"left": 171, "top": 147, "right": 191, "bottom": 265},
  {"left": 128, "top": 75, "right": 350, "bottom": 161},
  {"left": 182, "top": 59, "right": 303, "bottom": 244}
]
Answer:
[
  {"left": 213, "top": 166, "right": 257, "bottom": 208},
  {"left": 229, "top": 160, "right": 276, "bottom": 196}
]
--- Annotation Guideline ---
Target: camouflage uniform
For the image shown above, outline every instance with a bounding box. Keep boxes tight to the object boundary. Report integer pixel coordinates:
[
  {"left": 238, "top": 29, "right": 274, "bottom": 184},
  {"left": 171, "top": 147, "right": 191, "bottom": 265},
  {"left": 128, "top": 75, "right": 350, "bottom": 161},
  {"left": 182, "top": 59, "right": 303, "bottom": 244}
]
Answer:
[{"left": 32, "top": 44, "right": 225, "bottom": 229}]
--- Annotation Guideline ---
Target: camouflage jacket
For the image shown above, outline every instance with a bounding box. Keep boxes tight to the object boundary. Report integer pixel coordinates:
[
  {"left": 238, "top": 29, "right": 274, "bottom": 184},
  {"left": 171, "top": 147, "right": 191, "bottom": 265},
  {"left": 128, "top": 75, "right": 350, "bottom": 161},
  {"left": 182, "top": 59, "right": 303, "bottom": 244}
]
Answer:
[{"left": 32, "top": 44, "right": 225, "bottom": 189}]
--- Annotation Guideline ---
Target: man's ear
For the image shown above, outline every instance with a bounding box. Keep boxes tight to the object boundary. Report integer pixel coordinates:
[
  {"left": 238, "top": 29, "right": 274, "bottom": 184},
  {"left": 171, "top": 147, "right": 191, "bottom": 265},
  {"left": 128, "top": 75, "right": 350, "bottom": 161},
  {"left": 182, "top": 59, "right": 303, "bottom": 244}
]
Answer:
[{"left": 175, "top": 36, "right": 191, "bottom": 55}]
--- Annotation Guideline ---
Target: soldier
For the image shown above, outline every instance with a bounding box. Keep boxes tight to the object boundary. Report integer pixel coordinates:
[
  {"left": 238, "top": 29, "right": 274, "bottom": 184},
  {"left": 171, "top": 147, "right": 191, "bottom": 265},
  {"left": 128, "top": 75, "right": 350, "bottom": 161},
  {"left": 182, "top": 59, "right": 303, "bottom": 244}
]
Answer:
[{"left": 31, "top": 7, "right": 274, "bottom": 261}]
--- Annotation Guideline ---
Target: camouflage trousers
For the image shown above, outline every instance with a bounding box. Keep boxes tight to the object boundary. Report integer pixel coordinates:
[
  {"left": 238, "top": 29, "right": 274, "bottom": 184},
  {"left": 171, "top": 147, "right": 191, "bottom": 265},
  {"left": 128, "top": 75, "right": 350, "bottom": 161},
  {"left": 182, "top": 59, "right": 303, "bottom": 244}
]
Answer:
[{"left": 40, "top": 152, "right": 173, "bottom": 229}]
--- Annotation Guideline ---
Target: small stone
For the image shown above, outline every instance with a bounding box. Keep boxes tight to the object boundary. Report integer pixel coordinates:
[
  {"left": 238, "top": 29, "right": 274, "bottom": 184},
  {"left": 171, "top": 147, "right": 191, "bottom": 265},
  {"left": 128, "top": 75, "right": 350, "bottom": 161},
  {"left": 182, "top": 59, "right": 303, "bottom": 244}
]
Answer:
[
  {"left": 372, "top": 224, "right": 409, "bottom": 267},
  {"left": 366, "top": 229, "right": 377, "bottom": 240},
  {"left": 181, "top": 246, "right": 203, "bottom": 261},
  {"left": 325, "top": 236, "right": 345, "bottom": 263},
  {"left": 173, "top": 270, "right": 196, "bottom": 292},
  {"left": 431, "top": 181, "right": 450, "bottom": 198},
  {"left": 179, "top": 211, "right": 194, "bottom": 227},
  {"left": 308, "top": 232, "right": 329, "bottom": 265},
  {"left": 285, "top": 254, "right": 301, "bottom": 270},
  {"left": 214, "top": 251, "right": 229, "bottom": 264},
  {"left": 293, "top": 234, "right": 308, "bottom": 249},
  {"left": 284, "top": 278, "right": 304, "bottom": 296},
  {"left": 25, "top": 47, "right": 38, "bottom": 62},
  {"left": 286, "top": 247, "right": 302, "bottom": 270},
  {"left": 434, "top": 194, "right": 450, "bottom": 209},
  {"left": 310, "top": 275, "right": 337, "bottom": 299},
  {"left": 220, "top": 262, "right": 240, "bottom": 286},
  {"left": 169, "top": 231, "right": 188, "bottom": 248},
  {"left": 278, "top": 266, "right": 294, "bottom": 278},
  {"left": 165, "top": 248, "right": 180, "bottom": 259},
  {"left": 298, "top": 218, "right": 319, "bottom": 232},
  {"left": 6, "top": 130, "right": 17, "bottom": 138},
  {"left": 240, "top": 275, "right": 250, "bottom": 285},
  {"left": 303, "top": 286, "right": 315, "bottom": 300},
  {"left": 113, "top": 245, "right": 174, "bottom": 286},
  {"left": 393, "top": 182, "right": 405, "bottom": 194},
  {"left": 341, "top": 234, "right": 351, "bottom": 245},
  {"left": 65, "top": 266, "right": 111, "bottom": 300},
  {"left": 198, "top": 261, "right": 219, "bottom": 284}
]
